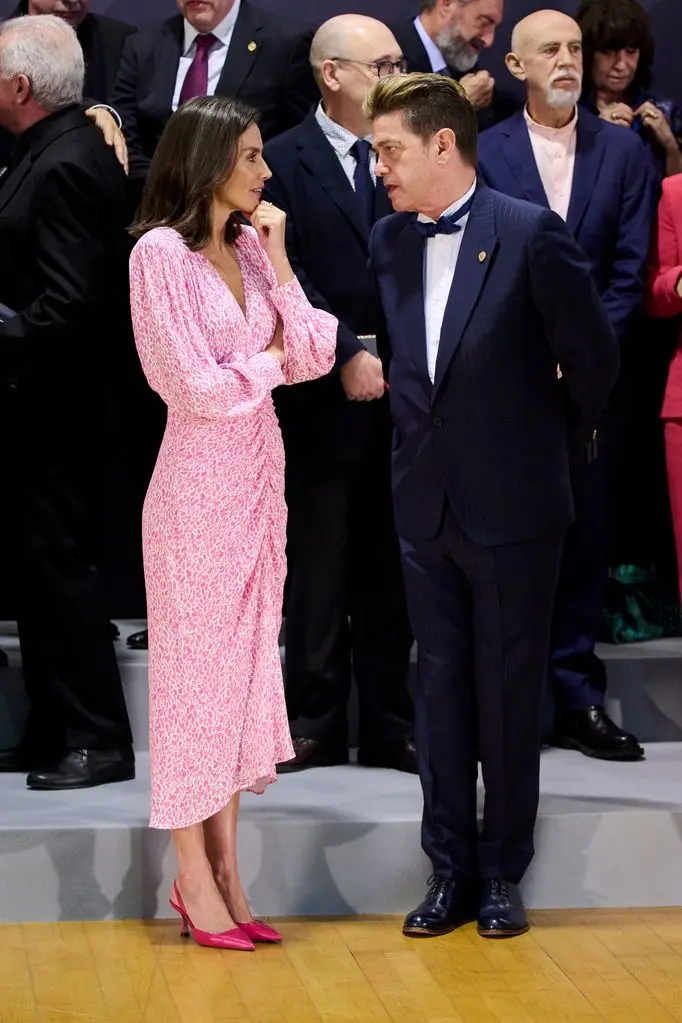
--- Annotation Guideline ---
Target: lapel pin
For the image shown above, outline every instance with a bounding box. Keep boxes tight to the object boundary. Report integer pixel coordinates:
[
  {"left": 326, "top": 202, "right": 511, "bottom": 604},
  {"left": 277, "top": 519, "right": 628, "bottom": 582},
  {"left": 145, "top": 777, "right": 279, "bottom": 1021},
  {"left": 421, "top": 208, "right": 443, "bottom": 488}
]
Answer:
[
  {"left": 247, "top": 40, "right": 257, "bottom": 52},
  {"left": 478, "top": 250, "right": 487, "bottom": 263}
]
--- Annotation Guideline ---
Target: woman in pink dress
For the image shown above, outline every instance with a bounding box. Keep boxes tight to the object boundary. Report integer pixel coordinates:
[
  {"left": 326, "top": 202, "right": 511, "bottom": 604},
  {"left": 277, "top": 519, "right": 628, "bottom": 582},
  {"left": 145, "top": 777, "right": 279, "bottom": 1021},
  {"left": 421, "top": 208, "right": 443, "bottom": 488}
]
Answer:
[{"left": 128, "top": 96, "right": 337, "bottom": 950}]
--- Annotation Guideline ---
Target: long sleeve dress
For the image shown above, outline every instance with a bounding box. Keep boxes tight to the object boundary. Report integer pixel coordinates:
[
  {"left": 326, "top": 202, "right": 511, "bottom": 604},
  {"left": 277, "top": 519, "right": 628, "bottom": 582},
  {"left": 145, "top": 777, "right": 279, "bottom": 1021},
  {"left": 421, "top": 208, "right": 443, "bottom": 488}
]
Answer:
[{"left": 129, "top": 225, "right": 337, "bottom": 829}]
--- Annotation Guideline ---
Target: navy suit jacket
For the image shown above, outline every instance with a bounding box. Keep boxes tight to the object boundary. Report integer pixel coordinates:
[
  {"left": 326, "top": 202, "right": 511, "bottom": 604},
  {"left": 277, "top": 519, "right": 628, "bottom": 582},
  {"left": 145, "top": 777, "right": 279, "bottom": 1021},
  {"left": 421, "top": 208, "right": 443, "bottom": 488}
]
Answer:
[
  {"left": 111, "top": 3, "right": 317, "bottom": 185},
  {"left": 370, "top": 186, "right": 620, "bottom": 547},
  {"left": 263, "top": 110, "right": 393, "bottom": 466},
  {"left": 478, "top": 109, "right": 656, "bottom": 340}
]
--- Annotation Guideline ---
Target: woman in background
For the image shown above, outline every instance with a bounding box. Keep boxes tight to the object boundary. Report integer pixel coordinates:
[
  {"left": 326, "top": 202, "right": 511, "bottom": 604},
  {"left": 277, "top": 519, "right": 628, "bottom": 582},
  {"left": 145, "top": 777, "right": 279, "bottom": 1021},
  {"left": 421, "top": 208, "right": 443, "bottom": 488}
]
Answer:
[
  {"left": 129, "top": 95, "right": 337, "bottom": 950},
  {"left": 577, "top": 0, "right": 682, "bottom": 181},
  {"left": 646, "top": 175, "right": 682, "bottom": 606}
]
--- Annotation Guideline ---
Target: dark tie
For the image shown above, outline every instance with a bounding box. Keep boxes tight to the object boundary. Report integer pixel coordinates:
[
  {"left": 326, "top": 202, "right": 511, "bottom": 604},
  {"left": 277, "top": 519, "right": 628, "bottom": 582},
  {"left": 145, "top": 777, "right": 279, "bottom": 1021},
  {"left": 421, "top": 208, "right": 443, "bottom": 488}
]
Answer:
[
  {"left": 411, "top": 194, "right": 475, "bottom": 238},
  {"left": 179, "top": 33, "right": 217, "bottom": 106},
  {"left": 351, "top": 139, "right": 375, "bottom": 231}
]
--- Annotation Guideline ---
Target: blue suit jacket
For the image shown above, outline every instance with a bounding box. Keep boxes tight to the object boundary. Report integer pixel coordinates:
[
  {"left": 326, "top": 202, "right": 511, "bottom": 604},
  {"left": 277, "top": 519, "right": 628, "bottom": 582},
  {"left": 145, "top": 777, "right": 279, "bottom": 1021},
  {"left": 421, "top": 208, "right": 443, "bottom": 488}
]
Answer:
[
  {"left": 369, "top": 186, "right": 620, "bottom": 547},
  {"left": 478, "top": 109, "right": 656, "bottom": 340},
  {"left": 263, "top": 111, "right": 393, "bottom": 466}
]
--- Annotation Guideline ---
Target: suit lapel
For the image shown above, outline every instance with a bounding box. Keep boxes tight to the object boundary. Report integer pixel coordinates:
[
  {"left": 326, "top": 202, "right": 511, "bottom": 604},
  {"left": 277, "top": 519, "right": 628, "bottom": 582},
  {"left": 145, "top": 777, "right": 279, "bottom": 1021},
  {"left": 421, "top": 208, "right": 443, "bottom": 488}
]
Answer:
[
  {"left": 432, "top": 187, "right": 498, "bottom": 395},
  {"left": 0, "top": 153, "right": 32, "bottom": 214},
  {"left": 500, "top": 112, "right": 549, "bottom": 208},
  {"left": 217, "top": 1, "right": 263, "bottom": 98},
  {"left": 565, "top": 112, "right": 606, "bottom": 235},
  {"left": 297, "top": 114, "right": 370, "bottom": 243},
  {"left": 155, "top": 17, "right": 184, "bottom": 116},
  {"left": 392, "top": 219, "right": 430, "bottom": 386}
]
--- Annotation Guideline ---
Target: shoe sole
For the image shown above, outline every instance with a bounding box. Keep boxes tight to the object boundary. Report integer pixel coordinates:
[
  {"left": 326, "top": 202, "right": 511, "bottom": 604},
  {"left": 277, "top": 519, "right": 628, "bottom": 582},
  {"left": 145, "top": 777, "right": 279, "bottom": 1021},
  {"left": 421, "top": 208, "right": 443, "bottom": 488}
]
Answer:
[
  {"left": 27, "top": 767, "right": 136, "bottom": 791},
  {"left": 402, "top": 924, "right": 457, "bottom": 938},
  {"left": 550, "top": 737, "right": 645, "bottom": 762},
  {"left": 478, "top": 923, "right": 530, "bottom": 939}
]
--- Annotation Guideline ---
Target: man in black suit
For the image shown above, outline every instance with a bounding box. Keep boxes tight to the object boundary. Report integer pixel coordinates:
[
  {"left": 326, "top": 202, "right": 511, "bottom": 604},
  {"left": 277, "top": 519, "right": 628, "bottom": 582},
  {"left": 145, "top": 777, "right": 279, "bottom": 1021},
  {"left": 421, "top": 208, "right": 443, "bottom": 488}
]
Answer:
[
  {"left": 393, "top": 0, "right": 515, "bottom": 129},
  {"left": 112, "top": 0, "right": 317, "bottom": 187},
  {"left": 0, "top": 1, "right": 134, "bottom": 170},
  {"left": 367, "top": 73, "right": 619, "bottom": 937},
  {"left": 263, "top": 15, "right": 415, "bottom": 773},
  {"left": 0, "top": 13, "right": 134, "bottom": 790}
]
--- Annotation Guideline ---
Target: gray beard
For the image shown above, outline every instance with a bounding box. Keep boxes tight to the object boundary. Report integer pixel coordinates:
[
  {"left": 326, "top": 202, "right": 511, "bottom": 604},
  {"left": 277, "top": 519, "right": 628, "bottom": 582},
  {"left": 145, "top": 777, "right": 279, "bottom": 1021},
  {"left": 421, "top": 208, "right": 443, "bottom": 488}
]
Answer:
[
  {"left": 546, "top": 86, "right": 581, "bottom": 109},
  {"left": 435, "top": 30, "right": 480, "bottom": 73}
]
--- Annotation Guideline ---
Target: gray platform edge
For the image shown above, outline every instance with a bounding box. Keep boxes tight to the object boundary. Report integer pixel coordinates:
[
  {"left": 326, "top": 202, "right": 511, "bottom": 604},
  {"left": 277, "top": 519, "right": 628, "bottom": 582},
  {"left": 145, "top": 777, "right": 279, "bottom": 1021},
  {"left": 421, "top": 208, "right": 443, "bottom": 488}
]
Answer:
[{"left": 1, "top": 748, "right": 682, "bottom": 921}]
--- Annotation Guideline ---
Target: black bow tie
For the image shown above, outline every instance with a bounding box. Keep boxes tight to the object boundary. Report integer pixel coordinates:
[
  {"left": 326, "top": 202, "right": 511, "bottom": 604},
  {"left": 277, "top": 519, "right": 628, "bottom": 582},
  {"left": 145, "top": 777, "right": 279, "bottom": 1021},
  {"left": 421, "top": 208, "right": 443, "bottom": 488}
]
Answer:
[{"left": 411, "top": 194, "right": 475, "bottom": 238}]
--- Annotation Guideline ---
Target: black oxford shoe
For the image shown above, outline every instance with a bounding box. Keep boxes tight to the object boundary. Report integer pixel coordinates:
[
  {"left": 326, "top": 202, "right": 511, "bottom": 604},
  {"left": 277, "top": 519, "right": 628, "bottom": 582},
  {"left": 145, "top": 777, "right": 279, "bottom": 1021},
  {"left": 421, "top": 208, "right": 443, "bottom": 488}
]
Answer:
[
  {"left": 277, "top": 737, "right": 349, "bottom": 773},
  {"left": 357, "top": 739, "right": 418, "bottom": 774},
  {"left": 403, "top": 875, "right": 478, "bottom": 937},
  {"left": 27, "top": 747, "right": 135, "bottom": 791},
  {"left": 126, "top": 629, "right": 148, "bottom": 651},
  {"left": 478, "top": 879, "right": 529, "bottom": 938},
  {"left": 550, "top": 706, "right": 644, "bottom": 761}
]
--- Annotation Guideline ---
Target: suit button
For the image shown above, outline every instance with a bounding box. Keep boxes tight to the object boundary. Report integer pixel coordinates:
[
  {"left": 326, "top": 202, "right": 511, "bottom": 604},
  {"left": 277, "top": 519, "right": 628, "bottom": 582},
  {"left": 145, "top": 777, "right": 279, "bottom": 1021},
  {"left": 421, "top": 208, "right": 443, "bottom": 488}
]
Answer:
[{"left": 432, "top": 416, "right": 443, "bottom": 428}]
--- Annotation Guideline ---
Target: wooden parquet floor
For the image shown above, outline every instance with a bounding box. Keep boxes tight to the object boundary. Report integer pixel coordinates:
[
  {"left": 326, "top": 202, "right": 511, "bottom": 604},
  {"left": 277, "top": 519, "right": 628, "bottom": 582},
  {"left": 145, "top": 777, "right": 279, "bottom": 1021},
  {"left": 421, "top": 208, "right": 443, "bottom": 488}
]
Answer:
[{"left": 5, "top": 910, "right": 682, "bottom": 1023}]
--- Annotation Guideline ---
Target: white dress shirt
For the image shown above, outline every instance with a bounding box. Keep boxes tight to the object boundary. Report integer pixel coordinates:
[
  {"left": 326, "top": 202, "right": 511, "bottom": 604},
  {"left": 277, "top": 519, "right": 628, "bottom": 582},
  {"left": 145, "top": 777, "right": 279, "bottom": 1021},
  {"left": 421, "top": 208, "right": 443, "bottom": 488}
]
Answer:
[
  {"left": 420, "top": 179, "right": 477, "bottom": 383},
  {"left": 413, "top": 15, "right": 448, "bottom": 74},
  {"left": 524, "top": 106, "right": 578, "bottom": 223},
  {"left": 314, "top": 103, "right": 376, "bottom": 187},
  {"left": 172, "top": 1, "right": 242, "bottom": 112}
]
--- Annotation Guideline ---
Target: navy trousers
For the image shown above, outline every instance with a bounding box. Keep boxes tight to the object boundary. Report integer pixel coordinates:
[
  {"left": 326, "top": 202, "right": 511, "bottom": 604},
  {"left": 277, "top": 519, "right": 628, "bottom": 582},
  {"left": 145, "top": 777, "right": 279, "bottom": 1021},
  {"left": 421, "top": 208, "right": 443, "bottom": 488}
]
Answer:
[
  {"left": 401, "top": 507, "right": 563, "bottom": 884},
  {"left": 549, "top": 450, "right": 609, "bottom": 711}
]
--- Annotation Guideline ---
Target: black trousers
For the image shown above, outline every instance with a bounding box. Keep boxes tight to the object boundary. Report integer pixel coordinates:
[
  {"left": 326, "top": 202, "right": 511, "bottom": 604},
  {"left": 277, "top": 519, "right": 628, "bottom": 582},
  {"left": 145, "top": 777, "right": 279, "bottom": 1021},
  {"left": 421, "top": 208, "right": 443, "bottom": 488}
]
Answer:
[
  {"left": 401, "top": 507, "right": 563, "bottom": 884},
  {"left": 5, "top": 442, "right": 132, "bottom": 757},
  {"left": 284, "top": 434, "right": 413, "bottom": 749}
]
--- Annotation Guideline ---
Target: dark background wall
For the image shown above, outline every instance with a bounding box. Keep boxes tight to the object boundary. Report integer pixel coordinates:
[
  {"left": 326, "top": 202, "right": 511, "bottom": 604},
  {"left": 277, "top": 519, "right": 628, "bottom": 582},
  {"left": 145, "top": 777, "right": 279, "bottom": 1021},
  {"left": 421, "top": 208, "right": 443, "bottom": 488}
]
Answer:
[{"left": 0, "top": 0, "right": 680, "bottom": 104}]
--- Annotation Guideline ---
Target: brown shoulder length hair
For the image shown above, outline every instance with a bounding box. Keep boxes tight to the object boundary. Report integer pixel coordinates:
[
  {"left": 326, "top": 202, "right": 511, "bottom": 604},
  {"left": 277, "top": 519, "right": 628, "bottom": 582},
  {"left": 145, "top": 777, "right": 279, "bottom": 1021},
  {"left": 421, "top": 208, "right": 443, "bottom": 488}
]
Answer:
[{"left": 130, "top": 95, "right": 260, "bottom": 250}]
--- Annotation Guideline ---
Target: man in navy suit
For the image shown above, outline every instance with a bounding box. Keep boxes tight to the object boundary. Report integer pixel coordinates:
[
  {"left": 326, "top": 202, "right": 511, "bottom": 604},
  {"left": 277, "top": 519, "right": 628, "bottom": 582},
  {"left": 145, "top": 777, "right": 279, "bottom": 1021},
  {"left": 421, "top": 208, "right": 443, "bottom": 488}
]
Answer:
[
  {"left": 478, "top": 10, "right": 655, "bottom": 762},
  {"left": 366, "top": 72, "right": 619, "bottom": 938},
  {"left": 263, "top": 16, "right": 415, "bottom": 774}
]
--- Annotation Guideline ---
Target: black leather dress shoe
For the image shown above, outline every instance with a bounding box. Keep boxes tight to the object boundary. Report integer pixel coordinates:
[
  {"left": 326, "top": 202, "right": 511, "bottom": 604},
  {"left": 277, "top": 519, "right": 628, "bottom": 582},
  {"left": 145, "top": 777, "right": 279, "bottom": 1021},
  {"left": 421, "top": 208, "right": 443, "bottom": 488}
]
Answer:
[
  {"left": 127, "top": 629, "right": 148, "bottom": 651},
  {"left": 478, "top": 879, "right": 529, "bottom": 938},
  {"left": 357, "top": 739, "right": 418, "bottom": 774},
  {"left": 403, "top": 875, "right": 478, "bottom": 937},
  {"left": 277, "top": 737, "right": 348, "bottom": 773},
  {"left": 26, "top": 747, "right": 135, "bottom": 790},
  {"left": 550, "top": 706, "right": 644, "bottom": 761}
]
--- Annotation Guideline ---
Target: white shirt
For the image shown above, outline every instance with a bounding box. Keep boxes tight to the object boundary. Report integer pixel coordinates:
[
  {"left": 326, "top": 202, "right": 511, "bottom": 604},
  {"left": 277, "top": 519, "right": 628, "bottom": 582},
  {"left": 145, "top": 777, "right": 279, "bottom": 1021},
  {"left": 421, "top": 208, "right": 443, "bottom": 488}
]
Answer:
[
  {"left": 413, "top": 15, "right": 448, "bottom": 74},
  {"left": 420, "top": 180, "right": 477, "bottom": 383},
  {"left": 524, "top": 106, "right": 578, "bottom": 222},
  {"left": 314, "top": 102, "right": 376, "bottom": 187},
  {"left": 172, "top": 2, "right": 241, "bottom": 112}
]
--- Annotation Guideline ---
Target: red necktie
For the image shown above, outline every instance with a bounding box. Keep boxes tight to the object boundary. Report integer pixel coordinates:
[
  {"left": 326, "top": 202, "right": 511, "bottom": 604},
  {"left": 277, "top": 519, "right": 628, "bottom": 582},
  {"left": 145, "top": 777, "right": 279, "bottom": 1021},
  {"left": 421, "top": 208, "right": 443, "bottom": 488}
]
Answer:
[{"left": 179, "top": 33, "right": 217, "bottom": 106}]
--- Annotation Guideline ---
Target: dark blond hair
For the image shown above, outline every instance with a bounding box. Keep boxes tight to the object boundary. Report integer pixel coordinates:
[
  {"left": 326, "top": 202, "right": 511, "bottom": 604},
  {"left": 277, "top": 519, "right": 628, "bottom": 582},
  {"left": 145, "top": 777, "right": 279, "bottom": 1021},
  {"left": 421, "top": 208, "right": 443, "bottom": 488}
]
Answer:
[
  {"left": 363, "top": 73, "right": 478, "bottom": 165},
  {"left": 130, "top": 95, "right": 259, "bottom": 249}
]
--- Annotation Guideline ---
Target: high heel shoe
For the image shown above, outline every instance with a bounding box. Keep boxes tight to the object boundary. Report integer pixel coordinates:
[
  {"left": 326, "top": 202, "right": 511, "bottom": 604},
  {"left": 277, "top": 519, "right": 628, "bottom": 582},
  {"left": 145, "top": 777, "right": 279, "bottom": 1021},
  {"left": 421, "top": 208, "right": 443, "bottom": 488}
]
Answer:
[
  {"left": 237, "top": 920, "right": 283, "bottom": 943},
  {"left": 169, "top": 883, "right": 255, "bottom": 951}
]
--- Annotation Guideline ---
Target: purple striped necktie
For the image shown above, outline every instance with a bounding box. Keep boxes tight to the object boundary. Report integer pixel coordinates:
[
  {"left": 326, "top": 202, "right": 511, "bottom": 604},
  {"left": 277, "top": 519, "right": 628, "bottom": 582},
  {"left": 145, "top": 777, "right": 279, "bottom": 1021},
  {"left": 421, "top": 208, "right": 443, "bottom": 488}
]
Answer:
[{"left": 179, "top": 33, "right": 217, "bottom": 106}]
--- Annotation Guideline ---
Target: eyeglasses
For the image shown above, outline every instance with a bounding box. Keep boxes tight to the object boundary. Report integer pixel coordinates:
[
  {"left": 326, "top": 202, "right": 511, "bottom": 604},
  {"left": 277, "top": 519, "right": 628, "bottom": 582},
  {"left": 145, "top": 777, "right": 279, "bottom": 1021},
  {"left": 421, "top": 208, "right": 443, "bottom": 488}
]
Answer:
[{"left": 331, "top": 57, "right": 408, "bottom": 78}]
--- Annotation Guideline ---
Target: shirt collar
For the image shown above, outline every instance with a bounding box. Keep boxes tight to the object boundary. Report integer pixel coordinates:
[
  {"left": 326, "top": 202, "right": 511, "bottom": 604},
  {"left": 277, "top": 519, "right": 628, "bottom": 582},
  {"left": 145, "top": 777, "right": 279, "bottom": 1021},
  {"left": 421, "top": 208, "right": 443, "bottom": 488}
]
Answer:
[
  {"left": 183, "top": 0, "right": 241, "bottom": 56},
  {"left": 524, "top": 104, "right": 578, "bottom": 140},
  {"left": 413, "top": 15, "right": 448, "bottom": 74},
  {"left": 314, "top": 102, "right": 372, "bottom": 159},
  {"left": 417, "top": 178, "right": 477, "bottom": 225}
]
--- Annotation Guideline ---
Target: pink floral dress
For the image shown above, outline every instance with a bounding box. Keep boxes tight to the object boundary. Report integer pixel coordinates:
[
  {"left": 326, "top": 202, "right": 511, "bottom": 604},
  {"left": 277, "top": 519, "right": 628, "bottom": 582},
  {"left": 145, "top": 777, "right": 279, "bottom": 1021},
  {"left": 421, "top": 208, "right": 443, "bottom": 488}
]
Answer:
[{"left": 129, "top": 226, "right": 337, "bottom": 829}]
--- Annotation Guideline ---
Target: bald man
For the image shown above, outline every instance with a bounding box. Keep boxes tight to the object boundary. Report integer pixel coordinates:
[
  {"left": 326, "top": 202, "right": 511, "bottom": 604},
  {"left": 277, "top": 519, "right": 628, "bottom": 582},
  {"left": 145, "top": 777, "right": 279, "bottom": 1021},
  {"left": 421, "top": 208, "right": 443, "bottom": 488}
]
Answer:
[
  {"left": 263, "top": 16, "right": 415, "bottom": 774},
  {"left": 478, "top": 10, "right": 655, "bottom": 761}
]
